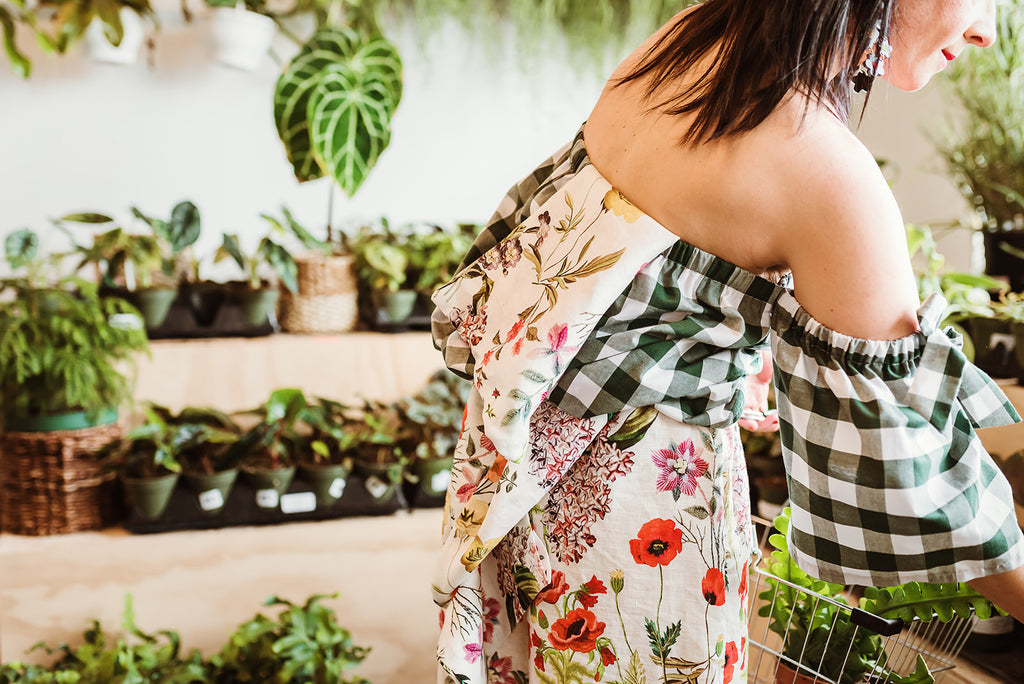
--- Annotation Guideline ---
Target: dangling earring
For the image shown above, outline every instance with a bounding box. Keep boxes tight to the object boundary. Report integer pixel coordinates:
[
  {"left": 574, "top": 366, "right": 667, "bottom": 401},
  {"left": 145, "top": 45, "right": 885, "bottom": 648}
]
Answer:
[{"left": 853, "top": 17, "right": 893, "bottom": 92}]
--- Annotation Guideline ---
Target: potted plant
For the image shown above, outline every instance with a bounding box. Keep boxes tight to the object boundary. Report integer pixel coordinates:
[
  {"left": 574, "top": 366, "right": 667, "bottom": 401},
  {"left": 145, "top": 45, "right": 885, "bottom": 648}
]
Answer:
[
  {"left": 231, "top": 387, "right": 310, "bottom": 507},
  {"left": 206, "top": 0, "right": 277, "bottom": 70},
  {"left": 351, "top": 225, "right": 418, "bottom": 323},
  {"left": 130, "top": 199, "right": 233, "bottom": 329},
  {"left": 214, "top": 228, "right": 298, "bottom": 326},
  {"left": 157, "top": 405, "right": 244, "bottom": 516},
  {"left": 405, "top": 225, "right": 475, "bottom": 303},
  {"left": 60, "top": 211, "right": 181, "bottom": 330},
  {"left": 102, "top": 403, "right": 237, "bottom": 520},
  {"left": 0, "top": 229, "right": 148, "bottom": 535},
  {"left": 934, "top": 1, "right": 1024, "bottom": 290},
  {"left": 759, "top": 508, "right": 1003, "bottom": 684},
  {"left": 345, "top": 399, "right": 410, "bottom": 507},
  {"left": 298, "top": 395, "right": 359, "bottom": 507},
  {"left": 0, "top": 228, "right": 149, "bottom": 432},
  {"left": 35, "top": 0, "right": 159, "bottom": 64},
  {"left": 396, "top": 368, "right": 470, "bottom": 505},
  {"left": 264, "top": 206, "right": 361, "bottom": 334},
  {"left": 906, "top": 223, "right": 1009, "bottom": 372}
]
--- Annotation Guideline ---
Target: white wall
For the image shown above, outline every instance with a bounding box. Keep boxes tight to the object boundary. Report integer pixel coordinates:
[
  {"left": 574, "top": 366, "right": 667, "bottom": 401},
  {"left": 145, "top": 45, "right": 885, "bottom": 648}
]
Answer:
[{"left": 0, "top": 3, "right": 976, "bottom": 276}]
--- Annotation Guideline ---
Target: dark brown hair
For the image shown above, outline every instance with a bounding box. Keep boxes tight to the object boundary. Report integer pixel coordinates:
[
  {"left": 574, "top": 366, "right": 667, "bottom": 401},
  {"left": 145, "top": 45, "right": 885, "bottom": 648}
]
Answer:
[{"left": 615, "top": 0, "right": 893, "bottom": 144}]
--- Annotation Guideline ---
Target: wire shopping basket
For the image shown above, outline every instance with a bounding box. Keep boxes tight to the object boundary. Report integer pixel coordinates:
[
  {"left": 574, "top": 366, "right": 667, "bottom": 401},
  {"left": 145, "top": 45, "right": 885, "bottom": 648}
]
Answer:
[{"left": 745, "top": 516, "right": 977, "bottom": 684}]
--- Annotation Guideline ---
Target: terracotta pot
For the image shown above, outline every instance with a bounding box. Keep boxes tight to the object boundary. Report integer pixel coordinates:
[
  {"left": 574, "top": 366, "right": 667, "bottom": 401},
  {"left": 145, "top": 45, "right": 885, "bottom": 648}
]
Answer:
[{"left": 773, "top": 661, "right": 820, "bottom": 684}]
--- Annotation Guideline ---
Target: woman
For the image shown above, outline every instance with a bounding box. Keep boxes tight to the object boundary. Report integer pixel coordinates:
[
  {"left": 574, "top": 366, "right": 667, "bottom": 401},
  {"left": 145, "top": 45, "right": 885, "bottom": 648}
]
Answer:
[{"left": 431, "top": 1, "right": 1024, "bottom": 682}]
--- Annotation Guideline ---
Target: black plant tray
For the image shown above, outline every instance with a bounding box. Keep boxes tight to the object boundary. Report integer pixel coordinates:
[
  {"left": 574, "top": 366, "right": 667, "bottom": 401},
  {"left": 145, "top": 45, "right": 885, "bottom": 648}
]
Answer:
[
  {"left": 145, "top": 294, "right": 275, "bottom": 340},
  {"left": 123, "top": 470, "right": 407, "bottom": 534},
  {"left": 356, "top": 287, "right": 433, "bottom": 333}
]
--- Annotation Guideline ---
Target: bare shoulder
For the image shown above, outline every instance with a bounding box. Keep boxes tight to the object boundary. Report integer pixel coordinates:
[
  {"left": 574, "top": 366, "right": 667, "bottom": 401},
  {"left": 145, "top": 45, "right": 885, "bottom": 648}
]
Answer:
[{"left": 769, "top": 111, "right": 921, "bottom": 340}]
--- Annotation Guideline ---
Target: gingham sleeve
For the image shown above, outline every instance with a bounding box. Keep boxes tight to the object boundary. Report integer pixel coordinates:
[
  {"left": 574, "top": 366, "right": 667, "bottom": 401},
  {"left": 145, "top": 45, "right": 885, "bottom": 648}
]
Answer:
[{"left": 771, "top": 292, "right": 1024, "bottom": 587}]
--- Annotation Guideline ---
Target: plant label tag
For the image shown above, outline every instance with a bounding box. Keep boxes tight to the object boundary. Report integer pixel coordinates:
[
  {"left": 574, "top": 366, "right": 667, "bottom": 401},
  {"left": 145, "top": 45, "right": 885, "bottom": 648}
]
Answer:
[
  {"left": 280, "top": 492, "right": 317, "bottom": 514},
  {"left": 255, "top": 489, "right": 279, "bottom": 509},
  {"left": 329, "top": 478, "right": 346, "bottom": 500},
  {"left": 198, "top": 489, "right": 224, "bottom": 511},
  {"left": 989, "top": 332, "right": 1016, "bottom": 351},
  {"left": 430, "top": 470, "right": 451, "bottom": 493},
  {"left": 364, "top": 476, "right": 389, "bottom": 500}
]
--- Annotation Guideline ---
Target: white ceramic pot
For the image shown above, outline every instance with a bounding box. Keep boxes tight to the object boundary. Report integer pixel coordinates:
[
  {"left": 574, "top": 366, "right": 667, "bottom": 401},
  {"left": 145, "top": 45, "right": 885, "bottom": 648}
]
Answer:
[
  {"left": 211, "top": 6, "right": 276, "bottom": 70},
  {"left": 85, "top": 8, "right": 146, "bottom": 65}
]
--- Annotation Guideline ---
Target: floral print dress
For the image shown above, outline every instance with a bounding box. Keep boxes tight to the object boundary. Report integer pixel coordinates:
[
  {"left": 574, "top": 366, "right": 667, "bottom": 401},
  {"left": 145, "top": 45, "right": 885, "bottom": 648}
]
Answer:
[
  {"left": 431, "top": 160, "right": 759, "bottom": 684},
  {"left": 430, "top": 129, "right": 1023, "bottom": 684}
]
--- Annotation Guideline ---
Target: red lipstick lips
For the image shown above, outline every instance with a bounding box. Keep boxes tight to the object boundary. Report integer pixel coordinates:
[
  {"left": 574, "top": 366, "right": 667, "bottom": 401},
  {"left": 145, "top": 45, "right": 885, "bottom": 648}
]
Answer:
[{"left": 942, "top": 49, "right": 956, "bottom": 61}]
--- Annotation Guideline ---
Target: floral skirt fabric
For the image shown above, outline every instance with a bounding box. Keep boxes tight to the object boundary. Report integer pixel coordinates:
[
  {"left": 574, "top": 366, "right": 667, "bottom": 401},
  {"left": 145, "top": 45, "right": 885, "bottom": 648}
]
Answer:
[{"left": 437, "top": 401, "right": 757, "bottom": 684}]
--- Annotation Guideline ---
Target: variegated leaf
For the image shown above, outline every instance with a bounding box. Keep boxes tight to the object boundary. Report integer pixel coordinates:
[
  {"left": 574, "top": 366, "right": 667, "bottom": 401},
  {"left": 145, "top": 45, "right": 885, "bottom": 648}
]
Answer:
[
  {"left": 308, "top": 62, "right": 397, "bottom": 196},
  {"left": 274, "top": 26, "right": 401, "bottom": 193}
]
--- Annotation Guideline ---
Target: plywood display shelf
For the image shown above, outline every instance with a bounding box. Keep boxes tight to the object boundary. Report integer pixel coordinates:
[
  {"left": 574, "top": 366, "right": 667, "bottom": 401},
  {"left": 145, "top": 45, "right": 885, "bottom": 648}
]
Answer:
[{"left": 134, "top": 331, "right": 443, "bottom": 414}]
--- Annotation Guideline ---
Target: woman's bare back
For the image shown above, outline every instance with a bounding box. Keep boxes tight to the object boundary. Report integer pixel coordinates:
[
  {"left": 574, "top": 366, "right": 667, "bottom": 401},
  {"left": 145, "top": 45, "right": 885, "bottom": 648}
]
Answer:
[{"left": 582, "top": 28, "right": 921, "bottom": 341}]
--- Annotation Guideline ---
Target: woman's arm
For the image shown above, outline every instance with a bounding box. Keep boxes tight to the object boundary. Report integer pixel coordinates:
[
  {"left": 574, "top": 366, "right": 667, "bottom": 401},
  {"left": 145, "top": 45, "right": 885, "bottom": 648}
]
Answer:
[
  {"left": 775, "top": 119, "right": 921, "bottom": 341},
  {"left": 969, "top": 565, "right": 1024, "bottom": 624}
]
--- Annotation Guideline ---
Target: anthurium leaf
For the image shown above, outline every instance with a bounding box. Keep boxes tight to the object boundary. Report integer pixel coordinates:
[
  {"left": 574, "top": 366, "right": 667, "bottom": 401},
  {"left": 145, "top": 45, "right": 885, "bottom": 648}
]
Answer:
[
  {"left": 0, "top": 6, "right": 31, "bottom": 78},
  {"left": 274, "top": 28, "right": 363, "bottom": 183},
  {"left": 308, "top": 61, "right": 395, "bottom": 197}
]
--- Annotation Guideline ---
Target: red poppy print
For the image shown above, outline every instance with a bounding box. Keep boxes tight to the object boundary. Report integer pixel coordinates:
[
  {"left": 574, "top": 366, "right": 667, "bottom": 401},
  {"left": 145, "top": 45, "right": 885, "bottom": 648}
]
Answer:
[
  {"left": 600, "top": 646, "right": 616, "bottom": 667},
  {"left": 702, "top": 567, "right": 726, "bottom": 606},
  {"left": 739, "top": 561, "right": 749, "bottom": 601},
  {"left": 629, "top": 518, "right": 684, "bottom": 567},
  {"left": 578, "top": 575, "right": 608, "bottom": 608},
  {"left": 548, "top": 608, "right": 606, "bottom": 652},
  {"left": 535, "top": 571, "right": 570, "bottom": 605},
  {"left": 651, "top": 439, "right": 709, "bottom": 500},
  {"left": 723, "top": 640, "right": 740, "bottom": 683}
]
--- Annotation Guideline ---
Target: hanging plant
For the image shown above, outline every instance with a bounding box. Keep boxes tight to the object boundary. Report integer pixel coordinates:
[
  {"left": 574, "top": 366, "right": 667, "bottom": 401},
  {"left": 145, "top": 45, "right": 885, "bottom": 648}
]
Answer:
[
  {"left": 273, "top": 24, "right": 402, "bottom": 197},
  {"left": 374, "top": 0, "right": 693, "bottom": 71}
]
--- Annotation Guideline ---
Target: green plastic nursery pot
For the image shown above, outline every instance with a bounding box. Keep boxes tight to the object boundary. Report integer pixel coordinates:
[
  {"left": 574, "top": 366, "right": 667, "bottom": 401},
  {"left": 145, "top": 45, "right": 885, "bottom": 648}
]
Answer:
[
  {"left": 967, "top": 317, "right": 1016, "bottom": 377},
  {"left": 353, "top": 461, "right": 402, "bottom": 503},
  {"left": 374, "top": 289, "right": 417, "bottom": 323},
  {"left": 3, "top": 408, "right": 118, "bottom": 433},
  {"left": 235, "top": 287, "right": 280, "bottom": 326},
  {"left": 128, "top": 287, "right": 178, "bottom": 329},
  {"left": 183, "top": 468, "right": 238, "bottom": 515},
  {"left": 121, "top": 472, "right": 180, "bottom": 521},
  {"left": 298, "top": 462, "right": 349, "bottom": 507},
  {"left": 412, "top": 457, "right": 454, "bottom": 497},
  {"left": 240, "top": 464, "right": 296, "bottom": 508}
]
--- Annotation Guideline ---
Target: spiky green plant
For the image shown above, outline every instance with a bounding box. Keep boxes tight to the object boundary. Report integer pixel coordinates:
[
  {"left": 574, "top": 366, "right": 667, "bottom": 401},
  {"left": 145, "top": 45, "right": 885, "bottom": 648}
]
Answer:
[{"left": 935, "top": 1, "right": 1024, "bottom": 232}]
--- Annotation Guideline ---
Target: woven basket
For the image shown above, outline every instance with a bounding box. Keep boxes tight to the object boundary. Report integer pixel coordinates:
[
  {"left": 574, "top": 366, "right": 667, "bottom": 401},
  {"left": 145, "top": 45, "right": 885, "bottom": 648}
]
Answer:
[
  {"left": 279, "top": 291, "right": 360, "bottom": 334},
  {"left": 0, "top": 423, "right": 121, "bottom": 535},
  {"left": 280, "top": 253, "right": 359, "bottom": 333},
  {"left": 295, "top": 253, "right": 357, "bottom": 297}
]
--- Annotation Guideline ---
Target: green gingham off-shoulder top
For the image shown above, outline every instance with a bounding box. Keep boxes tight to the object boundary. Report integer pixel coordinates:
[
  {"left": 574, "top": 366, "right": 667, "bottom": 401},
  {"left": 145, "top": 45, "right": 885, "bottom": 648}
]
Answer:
[{"left": 431, "top": 127, "right": 1024, "bottom": 588}]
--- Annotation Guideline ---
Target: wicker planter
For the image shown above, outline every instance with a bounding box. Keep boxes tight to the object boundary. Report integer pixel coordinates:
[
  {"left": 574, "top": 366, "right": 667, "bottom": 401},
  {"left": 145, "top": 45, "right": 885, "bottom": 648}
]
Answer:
[
  {"left": 279, "top": 253, "right": 358, "bottom": 334},
  {"left": 0, "top": 421, "right": 122, "bottom": 535}
]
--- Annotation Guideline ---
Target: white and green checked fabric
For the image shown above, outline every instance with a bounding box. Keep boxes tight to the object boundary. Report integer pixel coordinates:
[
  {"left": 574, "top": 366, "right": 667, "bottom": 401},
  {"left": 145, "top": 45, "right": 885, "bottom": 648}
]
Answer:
[
  {"left": 431, "top": 126, "right": 1024, "bottom": 588},
  {"left": 772, "top": 291, "right": 1024, "bottom": 586}
]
